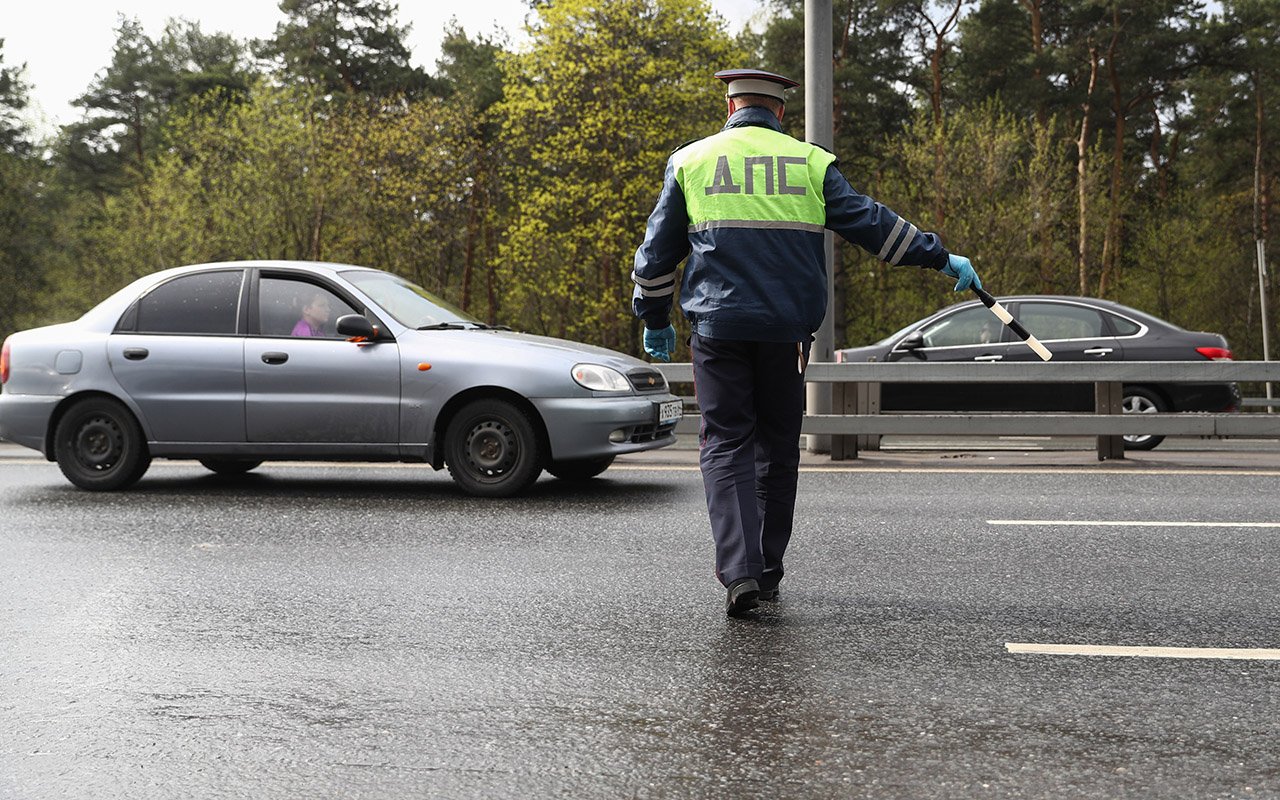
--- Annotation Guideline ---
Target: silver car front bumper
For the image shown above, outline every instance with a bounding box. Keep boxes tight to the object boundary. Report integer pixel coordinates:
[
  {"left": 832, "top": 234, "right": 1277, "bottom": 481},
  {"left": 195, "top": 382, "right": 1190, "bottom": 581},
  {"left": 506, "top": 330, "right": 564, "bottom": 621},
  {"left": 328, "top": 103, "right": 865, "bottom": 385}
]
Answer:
[{"left": 533, "top": 393, "right": 680, "bottom": 461}]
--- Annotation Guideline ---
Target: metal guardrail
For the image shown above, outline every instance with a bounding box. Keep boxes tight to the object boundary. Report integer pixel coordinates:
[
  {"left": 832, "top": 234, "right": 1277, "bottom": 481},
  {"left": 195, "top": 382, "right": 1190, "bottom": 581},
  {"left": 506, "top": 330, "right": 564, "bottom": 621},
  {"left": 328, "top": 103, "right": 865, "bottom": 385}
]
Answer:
[{"left": 654, "top": 361, "right": 1280, "bottom": 461}]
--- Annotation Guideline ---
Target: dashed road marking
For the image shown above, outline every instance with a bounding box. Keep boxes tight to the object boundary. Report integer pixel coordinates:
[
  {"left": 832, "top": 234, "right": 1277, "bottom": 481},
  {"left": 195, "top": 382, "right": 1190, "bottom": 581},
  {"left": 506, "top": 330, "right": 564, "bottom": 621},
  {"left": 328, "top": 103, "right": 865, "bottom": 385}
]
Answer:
[
  {"left": 1006, "top": 643, "right": 1280, "bottom": 660},
  {"left": 989, "top": 519, "right": 1280, "bottom": 528}
]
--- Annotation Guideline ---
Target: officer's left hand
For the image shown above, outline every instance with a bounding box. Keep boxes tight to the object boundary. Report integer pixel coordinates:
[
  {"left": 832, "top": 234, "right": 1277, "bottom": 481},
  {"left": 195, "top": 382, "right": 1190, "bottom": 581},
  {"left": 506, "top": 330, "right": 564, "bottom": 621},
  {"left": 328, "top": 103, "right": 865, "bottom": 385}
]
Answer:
[
  {"left": 643, "top": 325, "right": 677, "bottom": 362},
  {"left": 941, "top": 254, "right": 982, "bottom": 292}
]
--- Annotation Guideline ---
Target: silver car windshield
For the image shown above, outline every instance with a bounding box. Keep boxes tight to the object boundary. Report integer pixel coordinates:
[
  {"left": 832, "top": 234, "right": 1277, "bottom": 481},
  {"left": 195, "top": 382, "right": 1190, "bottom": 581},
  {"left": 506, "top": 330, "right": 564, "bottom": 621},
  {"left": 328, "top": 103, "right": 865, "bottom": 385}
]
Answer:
[{"left": 342, "top": 270, "right": 480, "bottom": 328}]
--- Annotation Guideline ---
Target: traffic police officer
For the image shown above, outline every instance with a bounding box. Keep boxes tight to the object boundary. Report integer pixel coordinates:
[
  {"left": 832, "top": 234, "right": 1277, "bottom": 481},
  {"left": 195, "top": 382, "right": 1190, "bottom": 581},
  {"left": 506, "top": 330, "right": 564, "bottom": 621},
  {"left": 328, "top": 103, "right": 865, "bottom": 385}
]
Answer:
[{"left": 633, "top": 69, "right": 981, "bottom": 616}]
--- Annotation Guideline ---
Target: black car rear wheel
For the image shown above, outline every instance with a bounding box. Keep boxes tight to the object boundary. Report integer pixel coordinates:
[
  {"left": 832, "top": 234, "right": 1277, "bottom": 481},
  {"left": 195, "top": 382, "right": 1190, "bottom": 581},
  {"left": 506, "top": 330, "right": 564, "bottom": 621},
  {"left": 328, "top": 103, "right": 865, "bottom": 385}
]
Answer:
[
  {"left": 54, "top": 397, "right": 151, "bottom": 490},
  {"left": 1122, "top": 387, "right": 1167, "bottom": 451},
  {"left": 445, "top": 398, "right": 543, "bottom": 497}
]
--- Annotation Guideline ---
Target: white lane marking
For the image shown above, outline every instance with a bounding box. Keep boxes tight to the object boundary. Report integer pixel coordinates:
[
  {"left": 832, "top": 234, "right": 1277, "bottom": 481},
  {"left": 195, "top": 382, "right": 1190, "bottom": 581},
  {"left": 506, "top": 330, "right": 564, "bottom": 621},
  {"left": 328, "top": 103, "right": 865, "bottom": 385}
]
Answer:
[
  {"left": 5, "top": 460, "right": 1280, "bottom": 478},
  {"left": 989, "top": 519, "right": 1280, "bottom": 528},
  {"left": 619, "top": 460, "right": 1280, "bottom": 473},
  {"left": 1006, "top": 643, "right": 1280, "bottom": 660}
]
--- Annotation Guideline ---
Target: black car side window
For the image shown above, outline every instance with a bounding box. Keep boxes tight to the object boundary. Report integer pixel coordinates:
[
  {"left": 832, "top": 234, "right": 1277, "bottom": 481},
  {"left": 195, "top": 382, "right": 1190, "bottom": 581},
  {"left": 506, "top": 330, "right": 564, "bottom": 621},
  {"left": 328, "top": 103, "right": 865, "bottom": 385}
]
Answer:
[
  {"left": 135, "top": 271, "right": 244, "bottom": 335},
  {"left": 1019, "top": 303, "right": 1105, "bottom": 341},
  {"left": 1106, "top": 313, "right": 1141, "bottom": 336},
  {"left": 920, "top": 306, "right": 1003, "bottom": 347}
]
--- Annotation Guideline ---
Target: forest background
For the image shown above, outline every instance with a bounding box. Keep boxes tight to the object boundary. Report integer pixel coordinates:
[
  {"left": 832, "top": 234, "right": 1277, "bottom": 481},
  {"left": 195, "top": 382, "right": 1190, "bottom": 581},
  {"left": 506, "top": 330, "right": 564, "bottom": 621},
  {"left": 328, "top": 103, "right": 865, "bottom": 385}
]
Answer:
[{"left": 0, "top": 0, "right": 1275, "bottom": 362}]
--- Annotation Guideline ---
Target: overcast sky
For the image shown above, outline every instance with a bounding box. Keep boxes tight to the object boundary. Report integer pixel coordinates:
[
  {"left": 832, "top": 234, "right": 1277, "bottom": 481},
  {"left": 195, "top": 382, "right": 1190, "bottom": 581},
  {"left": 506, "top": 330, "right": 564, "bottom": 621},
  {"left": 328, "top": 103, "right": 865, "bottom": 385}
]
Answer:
[{"left": 4, "top": 0, "right": 768, "bottom": 136}]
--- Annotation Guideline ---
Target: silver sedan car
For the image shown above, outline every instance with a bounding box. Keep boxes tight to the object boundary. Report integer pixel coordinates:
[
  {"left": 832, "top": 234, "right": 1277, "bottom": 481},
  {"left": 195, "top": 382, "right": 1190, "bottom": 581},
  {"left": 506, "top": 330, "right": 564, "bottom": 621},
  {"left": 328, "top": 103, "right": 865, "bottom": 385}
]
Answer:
[{"left": 0, "top": 261, "right": 681, "bottom": 496}]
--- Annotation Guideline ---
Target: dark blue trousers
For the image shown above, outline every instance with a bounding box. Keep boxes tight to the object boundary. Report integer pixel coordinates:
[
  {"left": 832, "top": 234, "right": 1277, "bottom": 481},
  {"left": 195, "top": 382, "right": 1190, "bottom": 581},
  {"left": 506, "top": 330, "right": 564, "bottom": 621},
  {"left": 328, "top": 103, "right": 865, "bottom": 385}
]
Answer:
[{"left": 691, "top": 333, "right": 810, "bottom": 589}]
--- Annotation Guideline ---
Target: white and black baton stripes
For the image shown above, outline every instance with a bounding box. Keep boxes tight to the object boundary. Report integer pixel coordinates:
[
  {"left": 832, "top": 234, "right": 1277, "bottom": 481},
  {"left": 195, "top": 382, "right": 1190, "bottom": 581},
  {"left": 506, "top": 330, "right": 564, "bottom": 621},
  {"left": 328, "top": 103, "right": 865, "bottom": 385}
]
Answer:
[{"left": 973, "top": 287, "right": 1053, "bottom": 361}]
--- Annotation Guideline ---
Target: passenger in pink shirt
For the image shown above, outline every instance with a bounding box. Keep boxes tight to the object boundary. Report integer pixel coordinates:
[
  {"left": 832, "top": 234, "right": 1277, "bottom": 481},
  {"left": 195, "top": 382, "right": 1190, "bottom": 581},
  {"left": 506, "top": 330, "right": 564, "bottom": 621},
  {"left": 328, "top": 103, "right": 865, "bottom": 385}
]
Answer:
[{"left": 291, "top": 293, "right": 332, "bottom": 337}]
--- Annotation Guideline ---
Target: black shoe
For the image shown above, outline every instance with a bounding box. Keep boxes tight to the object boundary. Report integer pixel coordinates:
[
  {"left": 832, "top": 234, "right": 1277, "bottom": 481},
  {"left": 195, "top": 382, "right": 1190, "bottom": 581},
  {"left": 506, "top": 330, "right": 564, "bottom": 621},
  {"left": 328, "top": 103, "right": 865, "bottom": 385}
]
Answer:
[
  {"left": 758, "top": 586, "right": 780, "bottom": 602},
  {"left": 726, "top": 578, "right": 760, "bottom": 616}
]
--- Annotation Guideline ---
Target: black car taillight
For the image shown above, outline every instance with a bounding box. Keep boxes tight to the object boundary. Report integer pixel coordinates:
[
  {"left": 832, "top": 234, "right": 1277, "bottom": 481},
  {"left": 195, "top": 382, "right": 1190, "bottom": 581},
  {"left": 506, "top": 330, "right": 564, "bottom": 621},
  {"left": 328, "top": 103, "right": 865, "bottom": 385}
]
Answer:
[
  {"left": 1195, "top": 346, "right": 1232, "bottom": 361},
  {"left": 0, "top": 338, "right": 9, "bottom": 384}
]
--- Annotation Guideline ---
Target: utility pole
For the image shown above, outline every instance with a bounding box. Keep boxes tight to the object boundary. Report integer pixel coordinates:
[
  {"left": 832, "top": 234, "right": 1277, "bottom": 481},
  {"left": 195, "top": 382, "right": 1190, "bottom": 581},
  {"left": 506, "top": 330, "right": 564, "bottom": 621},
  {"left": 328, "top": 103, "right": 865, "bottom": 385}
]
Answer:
[
  {"left": 1255, "top": 71, "right": 1272, "bottom": 406},
  {"left": 804, "top": 0, "right": 835, "bottom": 451}
]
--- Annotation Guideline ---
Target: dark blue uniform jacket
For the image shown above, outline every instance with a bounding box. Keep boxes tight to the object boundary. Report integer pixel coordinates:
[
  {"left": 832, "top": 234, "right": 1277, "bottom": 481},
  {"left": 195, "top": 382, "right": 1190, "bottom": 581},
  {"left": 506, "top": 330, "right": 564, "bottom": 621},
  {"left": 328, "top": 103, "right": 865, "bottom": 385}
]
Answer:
[{"left": 632, "top": 107, "right": 950, "bottom": 342}]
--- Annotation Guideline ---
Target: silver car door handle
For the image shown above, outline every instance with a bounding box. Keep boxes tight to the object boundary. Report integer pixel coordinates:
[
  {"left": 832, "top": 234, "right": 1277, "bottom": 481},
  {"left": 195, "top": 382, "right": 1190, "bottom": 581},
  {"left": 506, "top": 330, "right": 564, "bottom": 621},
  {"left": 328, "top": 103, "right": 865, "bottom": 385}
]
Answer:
[
  {"left": 122, "top": 347, "right": 149, "bottom": 361},
  {"left": 261, "top": 352, "right": 289, "bottom": 365},
  {"left": 1083, "top": 347, "right": 1113, "bottom": 356},
  {"left": 974, "top": 354, "right": 1003, "bottom": 362}
]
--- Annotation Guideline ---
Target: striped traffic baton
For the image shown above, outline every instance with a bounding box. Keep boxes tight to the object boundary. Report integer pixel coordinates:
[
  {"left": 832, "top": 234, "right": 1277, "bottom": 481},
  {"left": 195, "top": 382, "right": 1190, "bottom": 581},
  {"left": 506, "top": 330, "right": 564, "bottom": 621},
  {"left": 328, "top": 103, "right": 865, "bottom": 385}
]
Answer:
[{"left": 972, "top": 287, "right": 1053, "bottom": 361}]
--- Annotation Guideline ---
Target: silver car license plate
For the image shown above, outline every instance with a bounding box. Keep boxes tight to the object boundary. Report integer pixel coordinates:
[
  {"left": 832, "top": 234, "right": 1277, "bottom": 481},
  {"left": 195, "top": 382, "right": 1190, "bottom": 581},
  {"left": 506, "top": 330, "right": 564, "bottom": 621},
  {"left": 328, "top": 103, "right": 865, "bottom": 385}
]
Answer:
[{"left": 656, "top": 399, "right": 682, "bottom": 424}]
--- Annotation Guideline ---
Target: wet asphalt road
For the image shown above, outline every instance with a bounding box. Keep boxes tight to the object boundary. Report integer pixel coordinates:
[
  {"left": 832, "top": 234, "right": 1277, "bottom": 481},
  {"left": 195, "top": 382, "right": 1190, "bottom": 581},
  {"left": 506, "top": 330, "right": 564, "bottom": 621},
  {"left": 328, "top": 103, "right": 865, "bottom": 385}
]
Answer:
[{"left": 3, "top": 451, "right": 1280, "bottom": 798}]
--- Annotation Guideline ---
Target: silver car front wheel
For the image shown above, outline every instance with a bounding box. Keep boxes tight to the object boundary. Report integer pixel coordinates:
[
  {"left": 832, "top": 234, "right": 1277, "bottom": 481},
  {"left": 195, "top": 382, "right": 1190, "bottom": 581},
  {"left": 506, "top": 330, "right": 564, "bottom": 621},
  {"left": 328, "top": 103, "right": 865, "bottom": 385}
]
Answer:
[{"left": 444, "top": 398, "right": 543, "bottom": 497}]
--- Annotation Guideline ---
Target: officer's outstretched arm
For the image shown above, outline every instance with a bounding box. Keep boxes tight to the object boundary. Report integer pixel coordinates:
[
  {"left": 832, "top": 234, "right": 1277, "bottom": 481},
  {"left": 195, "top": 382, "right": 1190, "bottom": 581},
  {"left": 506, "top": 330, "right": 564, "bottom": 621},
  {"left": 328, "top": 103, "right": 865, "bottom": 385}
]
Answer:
[{"left": 822, "top": 164, "right": 949, "bottom": 272}]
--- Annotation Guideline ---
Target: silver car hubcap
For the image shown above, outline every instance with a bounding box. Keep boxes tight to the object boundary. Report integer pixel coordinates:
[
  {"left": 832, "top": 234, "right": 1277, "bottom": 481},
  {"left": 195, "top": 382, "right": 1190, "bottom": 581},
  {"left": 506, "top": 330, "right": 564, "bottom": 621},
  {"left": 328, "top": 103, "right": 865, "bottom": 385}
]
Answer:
[
  {"left": 465, "top": 420, "right": 517, "bottom": 477},
  {"left": 75, "top": 415, "right": 123, "bottom": 471}
]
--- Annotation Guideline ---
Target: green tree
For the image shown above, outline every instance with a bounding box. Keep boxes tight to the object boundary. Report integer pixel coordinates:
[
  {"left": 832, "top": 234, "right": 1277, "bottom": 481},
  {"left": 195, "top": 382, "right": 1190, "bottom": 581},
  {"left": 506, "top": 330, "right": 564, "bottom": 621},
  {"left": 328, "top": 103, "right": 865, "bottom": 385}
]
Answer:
[
  {"left": 953, "top": 0, "right": 1035, "bottom": 113},
  {"left": 1179, "top": 0, "right": 1280, "bottom": 358},
  {"left": 319, "top": 94, "right": 506, "bottom": 319},
  {"left": 432, "top": 24, "right": 506, "bottom": 112},
  {"left": 843, "top": 101, "right": 1090, "bottom": 345},
  {"left": 255, "top": 0, "right": 428, "bottom": 98},
  {"left": 495, "top": 0, "right": 743, "bottom": 350},
  {"left": 1087, "top": 0, "right": 1204, "bottom": 294},
  {"left": 757, "top": 0, "right": 914, "bottom": 176},
  {"left": 0, "top": 155, "right": 50, "bottom": 338},
  {"left": 49, "top": 81, "right": 507, "bottom": 324},
  {"left": 426, "top": 28, "right": 509, "bottom": 317},
  {"left": 0, "top": 39, "right": 32, "bottom": 155},
  {"left": 61, "top": 17, "right": 254, "bottom": 196},
  {"left": 0, "top": 42, "right": 52, "bottom": 339}
]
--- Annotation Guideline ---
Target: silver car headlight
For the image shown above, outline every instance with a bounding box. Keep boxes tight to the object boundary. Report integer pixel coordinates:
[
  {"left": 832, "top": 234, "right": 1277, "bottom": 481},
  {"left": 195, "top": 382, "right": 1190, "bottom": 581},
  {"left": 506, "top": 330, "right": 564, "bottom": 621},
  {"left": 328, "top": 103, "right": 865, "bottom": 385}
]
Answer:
[{"left": 572, "top": 364, "right": 631, "bottom": 392}]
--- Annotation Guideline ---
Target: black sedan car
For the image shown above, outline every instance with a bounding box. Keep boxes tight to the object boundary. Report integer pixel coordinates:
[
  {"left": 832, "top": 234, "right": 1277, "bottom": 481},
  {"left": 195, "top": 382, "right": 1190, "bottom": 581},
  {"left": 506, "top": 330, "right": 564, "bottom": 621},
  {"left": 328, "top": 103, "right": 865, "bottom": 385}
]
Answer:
[{"left": 835, "top": 296, "right": 1240, "bottom": 450}]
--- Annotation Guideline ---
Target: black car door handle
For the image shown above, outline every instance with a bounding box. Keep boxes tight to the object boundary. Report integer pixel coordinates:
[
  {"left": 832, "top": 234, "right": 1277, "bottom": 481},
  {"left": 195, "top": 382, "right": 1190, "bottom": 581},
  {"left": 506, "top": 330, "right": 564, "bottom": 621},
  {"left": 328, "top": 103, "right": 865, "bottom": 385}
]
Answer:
[
  {"left": 261, "top": 352, "right": 289, "bottom": 365},
  {"left": 123, "top": 347, "right": 149, "bottom": 361}
]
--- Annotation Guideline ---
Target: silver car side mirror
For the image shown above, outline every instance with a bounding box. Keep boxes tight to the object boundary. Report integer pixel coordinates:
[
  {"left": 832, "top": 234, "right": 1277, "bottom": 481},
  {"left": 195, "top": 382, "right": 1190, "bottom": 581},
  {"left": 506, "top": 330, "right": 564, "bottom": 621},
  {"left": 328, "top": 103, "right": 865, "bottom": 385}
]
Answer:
[{"left": 336, "top": 314, "right": 377, "bottom": 341}]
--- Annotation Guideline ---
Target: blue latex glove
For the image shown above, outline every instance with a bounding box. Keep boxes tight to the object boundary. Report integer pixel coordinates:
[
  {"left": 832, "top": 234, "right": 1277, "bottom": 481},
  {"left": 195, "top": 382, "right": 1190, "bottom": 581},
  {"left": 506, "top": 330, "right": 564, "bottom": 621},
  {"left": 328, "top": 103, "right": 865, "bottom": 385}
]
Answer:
[
  {"left": 643, "top": 325, "right": 677, "bottom": 362},
  {"left": 941, "top": 254, "right": 982, "bottom": 292}
]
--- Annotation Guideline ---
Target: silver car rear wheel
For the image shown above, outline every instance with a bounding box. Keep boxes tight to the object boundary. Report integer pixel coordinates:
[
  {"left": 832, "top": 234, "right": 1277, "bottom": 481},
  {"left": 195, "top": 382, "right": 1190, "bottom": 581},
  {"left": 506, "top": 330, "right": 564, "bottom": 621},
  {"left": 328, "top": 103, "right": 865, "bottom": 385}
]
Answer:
[
  {"left": 54, "top": 397, "right": 151, "bottom": 491},
  {"left": 445, "top": 398, "right": 543, "bottom": 497}
]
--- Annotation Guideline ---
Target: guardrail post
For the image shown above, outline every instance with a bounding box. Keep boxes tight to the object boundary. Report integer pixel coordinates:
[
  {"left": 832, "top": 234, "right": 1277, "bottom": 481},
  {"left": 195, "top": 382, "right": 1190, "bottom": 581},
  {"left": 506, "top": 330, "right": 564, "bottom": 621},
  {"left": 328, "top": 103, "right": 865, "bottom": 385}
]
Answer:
[
  {"left": 831, "top": 381, "right": 857, "bottom": 459},
  {"left": 856, "top": 382, "right": 881, "bottom": 452},
  {"left": 1095, "top": 381, "right": 1124, "bottom": 460}
]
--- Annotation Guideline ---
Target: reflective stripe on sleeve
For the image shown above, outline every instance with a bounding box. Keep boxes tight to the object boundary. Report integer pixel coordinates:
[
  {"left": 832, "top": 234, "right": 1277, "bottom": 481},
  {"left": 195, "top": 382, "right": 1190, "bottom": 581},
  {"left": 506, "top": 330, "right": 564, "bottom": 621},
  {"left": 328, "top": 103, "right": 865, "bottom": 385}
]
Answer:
[
  {"left": 631, "top": 270, "right": 676, "bottom": 297},
  {"left": 636, "top": 283, "right": 676, "bottom": 298},
  {"left": 889, "top": 223, "right": 918, "bottom": 266},
  {"left": 876, "top": 217, "right": 906, "bottom": 261},
  {"left": 631, "top": 269, "right": 676, "bottom": 288}
]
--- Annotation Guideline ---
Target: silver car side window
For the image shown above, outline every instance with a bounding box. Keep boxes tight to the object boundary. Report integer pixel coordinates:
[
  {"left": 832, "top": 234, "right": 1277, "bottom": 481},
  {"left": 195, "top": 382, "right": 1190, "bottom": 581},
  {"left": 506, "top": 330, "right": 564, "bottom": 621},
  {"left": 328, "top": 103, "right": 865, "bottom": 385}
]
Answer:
[
  {"left": 259, "top": 278, "right": 357, "bottom": 338},
  {"left": 135, "top": 271, "right": 243, "bottom": 335}
]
